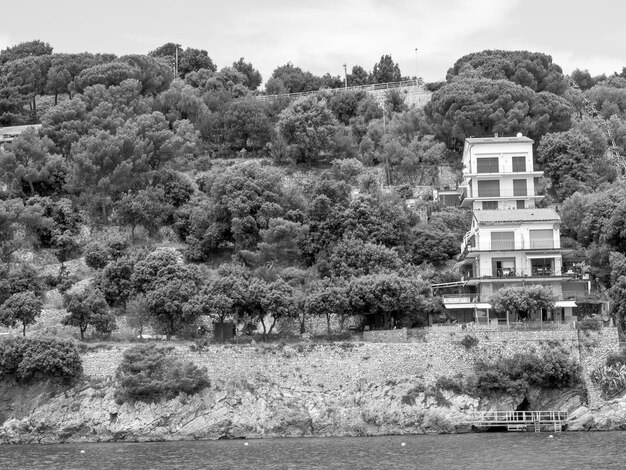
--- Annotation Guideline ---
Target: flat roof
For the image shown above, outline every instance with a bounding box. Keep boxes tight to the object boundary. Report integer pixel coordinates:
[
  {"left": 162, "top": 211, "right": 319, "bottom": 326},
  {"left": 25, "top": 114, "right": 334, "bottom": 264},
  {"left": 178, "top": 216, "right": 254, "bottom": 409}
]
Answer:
[
  {"left": 466, "top": 136, "right": 534, "bottom": 144},
  {"left": 474, "top": 208, "right": 560, "bottom": 224}
]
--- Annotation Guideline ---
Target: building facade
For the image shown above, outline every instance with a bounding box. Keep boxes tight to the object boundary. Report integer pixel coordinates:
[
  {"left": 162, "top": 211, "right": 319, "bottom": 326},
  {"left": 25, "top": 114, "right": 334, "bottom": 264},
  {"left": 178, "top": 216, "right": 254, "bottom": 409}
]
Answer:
[{"left": 435, "top": 135, "right": 589, "bottom": 326}]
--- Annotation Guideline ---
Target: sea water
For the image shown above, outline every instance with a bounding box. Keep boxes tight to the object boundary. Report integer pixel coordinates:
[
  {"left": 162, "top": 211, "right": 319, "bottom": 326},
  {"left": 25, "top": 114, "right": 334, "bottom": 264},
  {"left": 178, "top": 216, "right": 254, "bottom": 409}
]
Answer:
[{"left": 0, "top": 432, "right": 624, "bottom": 470}]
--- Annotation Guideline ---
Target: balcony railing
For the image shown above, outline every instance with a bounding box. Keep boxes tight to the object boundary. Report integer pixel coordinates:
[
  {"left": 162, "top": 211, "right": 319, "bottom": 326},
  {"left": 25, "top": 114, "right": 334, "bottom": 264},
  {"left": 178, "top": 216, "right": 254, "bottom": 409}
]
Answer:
[
  {"left": 457, "top": 268, "right": 584, "bottom": 279},
  {"left": 465, "top": 189, "right": 541, "bottom": 199},
  {"left": 466, "top": 241, "right": 557, "bottom": 252}
]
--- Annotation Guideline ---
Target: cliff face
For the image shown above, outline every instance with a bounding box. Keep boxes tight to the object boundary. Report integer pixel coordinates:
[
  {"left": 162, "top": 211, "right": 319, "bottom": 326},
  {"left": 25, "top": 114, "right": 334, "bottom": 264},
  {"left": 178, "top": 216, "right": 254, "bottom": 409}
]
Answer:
[
  {"left": 0, "top": 329, "right": 620, "bottom": 443},
  {"left": 0, "top": 377, "right": 600, "bottom": 444}
]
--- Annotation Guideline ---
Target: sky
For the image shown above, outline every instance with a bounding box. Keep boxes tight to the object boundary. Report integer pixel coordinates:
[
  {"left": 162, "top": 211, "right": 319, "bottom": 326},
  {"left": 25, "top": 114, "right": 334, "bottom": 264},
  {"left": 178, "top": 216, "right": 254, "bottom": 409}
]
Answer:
[{"left": 1, "top": 0, "right": 625, "bottom": 85}]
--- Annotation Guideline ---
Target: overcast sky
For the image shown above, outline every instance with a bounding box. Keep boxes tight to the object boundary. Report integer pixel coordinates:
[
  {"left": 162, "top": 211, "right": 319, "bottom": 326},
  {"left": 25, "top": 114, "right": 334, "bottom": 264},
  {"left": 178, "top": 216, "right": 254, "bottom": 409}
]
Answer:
[{"left": 2, "top": 0, "right": 624, "bottom": 85}]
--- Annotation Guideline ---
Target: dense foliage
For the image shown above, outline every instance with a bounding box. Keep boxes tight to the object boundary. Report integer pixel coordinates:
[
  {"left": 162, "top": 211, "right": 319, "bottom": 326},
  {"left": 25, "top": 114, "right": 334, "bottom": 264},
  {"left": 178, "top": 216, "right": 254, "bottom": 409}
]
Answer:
[
  {"left": 1, "top": 40, "right": 626, "bottom": 337},
  {"left": 0, "top": 337, "right": 82, "bottom": 383},
  {"left": 114, "top": 344, "right": 210, "bottom": 403}
]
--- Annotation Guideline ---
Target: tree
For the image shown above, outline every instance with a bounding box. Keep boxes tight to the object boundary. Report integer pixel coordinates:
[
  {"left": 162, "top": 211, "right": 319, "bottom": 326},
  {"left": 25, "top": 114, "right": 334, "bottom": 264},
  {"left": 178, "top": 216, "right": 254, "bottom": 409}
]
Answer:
[
  {"left": 277, "top": 94, "right": 340, "bottom": 165},
  {"left": 347, "top": 273, "right": 437, "bottom": 329},
  {"left": 131, "top": 249, "right": 180, "bottom": 294},
  {"left": 240, "top": 278, "right": 295, "bottom": 338},
  {"left": 371, "top": 55, "right": 401, "bottom": 83},
  {"left": 571, "top": 69, "right": 597, "bottom": 91},
  {"left": 125, "top": 295, "right": 150, "bottom": 337},
  {"left": 349, "top": 65, "right": 370, "bottom": 86},
  {"left": 324, "top": 238, "right": 402, "bottom": 278},
  {"left": 94, "top": 257, "right": 135, "bottom": 307},
  {"left": 222, "top": 97, "right": 273, "bottom": 152},
  {"left": 119, "top": 54, "right": 174, "bottom": 95},
  {"left": 269, "top": 63, "right": 320, "bottom": 93},
  {"left": 179, "top": 48, "right": 216, "bottom": 77},
  {"left": 73, "top": 61, "right": 139, "bottom": 93},
  {"left": 0, "top": 291, "right": 42, "bottom": 336},
  {"left": 0, "top": 40, "right": 53, "bottom": 64},
  {"left": 0, "top": 263, "right": 44, "bottom": 309},
  {"left": 145, "top": 265, "right": 202, "bottom": 338},
  {"left": 63, "top": 286, "right": 113, "bottom": 340},
  {"left": 232, "top": 57, "right": 262, "bottom": 90},
  {"left": 113, "top": 187, "right": 175, "bottom": 239},
  {"left": 305, "top": 280, "right": 349, "bottom": 335},
  {"left": 489, "top": 285, "right": 558, "bottom": 321},
  {"left": 446, "top": 50, "right": 568, "bottom": 95},
  {"left": 425, "top": 78, "right": 573, "bottom": 151},
  {"left": 0, "top": 128, "right": 66, "bottom": 196},
  {"left": 2, "top": 56, "right": 49, "bottom": 120},
  {"left": 536, "top": 129, "right": 598, "bottom": 200}
]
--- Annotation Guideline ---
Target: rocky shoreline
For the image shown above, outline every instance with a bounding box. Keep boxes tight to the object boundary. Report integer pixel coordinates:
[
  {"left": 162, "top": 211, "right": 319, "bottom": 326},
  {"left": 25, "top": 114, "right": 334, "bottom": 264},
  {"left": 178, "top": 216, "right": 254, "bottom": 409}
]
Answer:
[{"left": 1, "top": 377, "right": 624, "bottom": 445}]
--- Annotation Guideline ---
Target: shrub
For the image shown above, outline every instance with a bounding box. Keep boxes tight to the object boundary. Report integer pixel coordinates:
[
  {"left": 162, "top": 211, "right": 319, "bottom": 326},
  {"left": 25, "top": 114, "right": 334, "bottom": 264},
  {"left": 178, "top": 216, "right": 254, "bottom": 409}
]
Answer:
[
  {"left": 435, "top": 376, "right": 466, "bottom": 394},
  {"left": 460, "top": 334, "right": 479, "bottom": 350},
  {"left": 577, "top": 319, "right": 602, "bottom": 331},
  {"left": 591, "top": 364, "right": 626, "bottom": 397},
  {"left": 472, "top": 350, "right": 580, "bottom": 396},
  {"left": 0, "top": 337, "right": 82, "bottom": 383},
  {"left": 606, "top": 351, "right": 626, "bottom": 368},
  {"left": 115, "top": 344, "right": 210, "bottom": 403}
]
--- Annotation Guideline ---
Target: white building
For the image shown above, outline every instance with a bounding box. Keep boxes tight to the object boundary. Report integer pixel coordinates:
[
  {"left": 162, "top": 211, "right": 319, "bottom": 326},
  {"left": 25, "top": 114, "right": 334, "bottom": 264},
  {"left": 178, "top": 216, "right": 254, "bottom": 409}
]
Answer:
[{"left": 436, "top": 134, "right": 588, "bottom": 326}]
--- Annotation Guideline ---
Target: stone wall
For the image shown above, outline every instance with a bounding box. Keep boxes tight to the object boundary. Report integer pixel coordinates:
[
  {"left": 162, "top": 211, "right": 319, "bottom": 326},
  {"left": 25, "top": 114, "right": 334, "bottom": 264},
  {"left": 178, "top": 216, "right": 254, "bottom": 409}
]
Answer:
[
  {"left": 81, "top": 328, "right": 620, "bottom": 391},
  {"left": 366, "top": 86, "right": 432, "bottom": 108}
]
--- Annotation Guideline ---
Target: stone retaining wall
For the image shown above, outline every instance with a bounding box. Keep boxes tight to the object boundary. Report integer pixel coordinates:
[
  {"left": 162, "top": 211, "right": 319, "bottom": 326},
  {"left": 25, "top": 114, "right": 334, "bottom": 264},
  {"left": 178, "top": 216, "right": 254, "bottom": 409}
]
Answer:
[{"left": 81, "top": 328, "right": 620, "bottom": 391}]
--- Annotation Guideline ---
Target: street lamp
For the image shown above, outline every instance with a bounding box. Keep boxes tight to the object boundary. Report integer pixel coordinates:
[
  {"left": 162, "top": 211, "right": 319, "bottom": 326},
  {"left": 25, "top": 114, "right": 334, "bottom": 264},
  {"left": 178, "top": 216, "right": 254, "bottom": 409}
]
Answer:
[{"left": 343, "top": 63, "right": 348, "bottom": 89}]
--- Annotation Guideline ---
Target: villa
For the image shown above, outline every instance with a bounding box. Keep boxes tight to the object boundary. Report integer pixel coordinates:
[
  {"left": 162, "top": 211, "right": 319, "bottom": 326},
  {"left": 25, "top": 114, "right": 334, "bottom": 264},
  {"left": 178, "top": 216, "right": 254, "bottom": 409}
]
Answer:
[{"left": 433, "top": 134, "right": 592, "bottom": 326}]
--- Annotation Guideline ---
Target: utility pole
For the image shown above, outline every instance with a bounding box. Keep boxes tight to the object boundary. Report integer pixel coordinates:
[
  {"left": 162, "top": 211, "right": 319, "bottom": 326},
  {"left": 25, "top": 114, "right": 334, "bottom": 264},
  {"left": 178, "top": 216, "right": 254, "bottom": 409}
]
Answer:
[
  {"left": 343, "top": 63, "right": 348, "bottom": 89},
  {"left": 414, "top": 48, "right": 418, "bottom": 85},
  {"left": 175, "top": 45, "right": 179, "bottom": 77}
]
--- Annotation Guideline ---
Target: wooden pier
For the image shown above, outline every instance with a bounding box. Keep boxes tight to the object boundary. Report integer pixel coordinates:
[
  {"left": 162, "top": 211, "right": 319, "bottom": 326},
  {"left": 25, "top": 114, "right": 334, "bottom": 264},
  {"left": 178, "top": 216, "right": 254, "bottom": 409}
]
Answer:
[{"left": 466, "top": 410, "right": 567, "bottom": 433}]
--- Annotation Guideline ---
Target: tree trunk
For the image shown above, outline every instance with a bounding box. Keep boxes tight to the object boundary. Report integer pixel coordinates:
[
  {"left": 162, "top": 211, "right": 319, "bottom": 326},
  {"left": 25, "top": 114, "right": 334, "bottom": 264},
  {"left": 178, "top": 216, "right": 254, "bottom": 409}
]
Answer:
[
  {"left": 28, "top": 180, "right": 35, "bottom": 196},
  {"left": 54, "top": 93, "right": 58, "bottom": 106},
  {"left": 260, "top": 318, "right": 267, "bottom": 339},
  {"left": 268, "top": 316, "right": 278, "bottom": 334},
  {"left": 22, "top": 323, "right": 26, "bottom": 337},
  {"left": 80, "top": 326, "right": 86, "bottom": 340},
  {"left": 32, "top": 94, "right": 37, "bottom": 120},
  {"left": 299, "top": 311, "right": 306, "bottom": 334}
]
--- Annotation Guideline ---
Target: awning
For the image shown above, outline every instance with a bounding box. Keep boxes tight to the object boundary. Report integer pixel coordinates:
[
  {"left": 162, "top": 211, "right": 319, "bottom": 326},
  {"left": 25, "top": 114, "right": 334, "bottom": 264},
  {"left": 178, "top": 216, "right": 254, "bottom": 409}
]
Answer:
[
  {"left": 445, "top": 303, "right": 492, "bottom": 309},
  {"left": 555, "top": 301, "right": 577, "bottom": 308}
]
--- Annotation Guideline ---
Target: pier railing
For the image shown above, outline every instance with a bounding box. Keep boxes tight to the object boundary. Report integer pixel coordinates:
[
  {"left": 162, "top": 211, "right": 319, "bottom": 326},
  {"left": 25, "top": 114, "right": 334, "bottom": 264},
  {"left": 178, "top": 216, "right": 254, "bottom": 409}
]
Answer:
[{"left": 466, "top": 410, "right": 567, "bottom": 425}]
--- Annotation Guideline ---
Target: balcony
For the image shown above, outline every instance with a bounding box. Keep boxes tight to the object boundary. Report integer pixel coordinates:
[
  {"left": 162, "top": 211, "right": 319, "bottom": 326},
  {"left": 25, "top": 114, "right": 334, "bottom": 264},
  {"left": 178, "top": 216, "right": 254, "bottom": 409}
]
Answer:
[
  {"left": 458, "top": 267, "right": 583, "bottom": 280},
  {"left": 465, "top": 240, "right": 558, "bottom": 253},
  {"left": 459, "top": 187, "right": 545, "bottom": 207}
]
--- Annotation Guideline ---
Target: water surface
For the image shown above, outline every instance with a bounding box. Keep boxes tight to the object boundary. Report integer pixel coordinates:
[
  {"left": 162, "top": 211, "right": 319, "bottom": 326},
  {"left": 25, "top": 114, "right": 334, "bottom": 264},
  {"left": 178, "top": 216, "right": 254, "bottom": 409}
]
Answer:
[{"left": 1, "top": 432, "right": 623, "bottom": 470}]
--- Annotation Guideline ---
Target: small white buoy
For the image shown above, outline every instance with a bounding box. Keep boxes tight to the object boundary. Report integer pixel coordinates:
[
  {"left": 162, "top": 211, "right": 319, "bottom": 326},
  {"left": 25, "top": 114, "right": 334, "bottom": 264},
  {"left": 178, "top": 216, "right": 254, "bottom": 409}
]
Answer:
[
  {"left": 548, "top": 435, "right": 553, "bottom": 439},
  {"left": 401, "top": 442, "right": 406, "bottom": 447},
  {"left": 80, "top": 450, "right": 85, "bottom": 453},
  {"left": 244, "top": 442, "right": 249, "bottom": 446}
]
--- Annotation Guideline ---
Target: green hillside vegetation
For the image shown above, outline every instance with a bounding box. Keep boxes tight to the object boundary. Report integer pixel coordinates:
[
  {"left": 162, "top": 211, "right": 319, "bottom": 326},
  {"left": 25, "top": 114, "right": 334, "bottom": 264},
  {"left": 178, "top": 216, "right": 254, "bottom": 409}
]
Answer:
[{"left": 1, "top": 41, "right": 626, "bottom": 342}]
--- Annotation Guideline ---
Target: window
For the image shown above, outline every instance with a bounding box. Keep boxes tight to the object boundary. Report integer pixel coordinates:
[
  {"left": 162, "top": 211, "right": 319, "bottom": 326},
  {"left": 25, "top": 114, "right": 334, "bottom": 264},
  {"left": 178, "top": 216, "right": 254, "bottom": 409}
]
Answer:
[
  {"left": 477, "top": 180, "right": 500, "bottom": 197},
  {"left": 513, "top": 179, "right": 527, "bottom": 197},
  {"left": 531, "top": 258, "right": 554, "bottom": 276},
  {"left": 529, "top": 229, "right": 554, "bottom": 249},
  {"left": 490, "top": 231, "right": 515, "bottom": 250},
  {"left": 483, "top": 201, "right": 498, "bottom": 210},
  {"left": 492, "top": 258, "right": 516, "bottom": 277},
  {"left": 516, "top": 200, "right": 525, "bottom": 209},
  {"left": 476, "top": 157, "right": 499, "bottom": 173},
  {"left": 512, "top": 156, "right": 526, "bottom": 172}
]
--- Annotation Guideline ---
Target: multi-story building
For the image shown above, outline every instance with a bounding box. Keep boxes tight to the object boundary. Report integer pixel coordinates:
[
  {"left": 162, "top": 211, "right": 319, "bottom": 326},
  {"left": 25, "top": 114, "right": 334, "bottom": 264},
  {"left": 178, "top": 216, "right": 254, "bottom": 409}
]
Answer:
[{"left": 435, "top": 134, "right": 589, "bottom": 326}]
